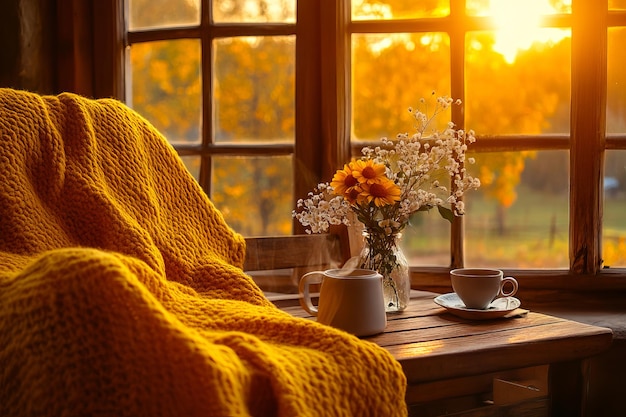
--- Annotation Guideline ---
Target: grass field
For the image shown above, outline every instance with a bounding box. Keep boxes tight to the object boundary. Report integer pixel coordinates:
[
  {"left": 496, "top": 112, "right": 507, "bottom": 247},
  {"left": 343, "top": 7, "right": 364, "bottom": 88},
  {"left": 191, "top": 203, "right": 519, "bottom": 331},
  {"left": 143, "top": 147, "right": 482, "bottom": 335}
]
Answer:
[{"left": 401, "top": 185, "right": 626, "bottom": 268}]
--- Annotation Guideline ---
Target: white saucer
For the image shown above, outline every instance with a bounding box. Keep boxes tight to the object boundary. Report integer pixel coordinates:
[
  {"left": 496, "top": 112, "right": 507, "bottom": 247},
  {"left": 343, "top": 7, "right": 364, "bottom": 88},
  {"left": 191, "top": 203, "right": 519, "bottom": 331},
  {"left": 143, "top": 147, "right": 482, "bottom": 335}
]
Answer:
[{"left": 434, "top": 293, "right": 521, "bottom": 320}]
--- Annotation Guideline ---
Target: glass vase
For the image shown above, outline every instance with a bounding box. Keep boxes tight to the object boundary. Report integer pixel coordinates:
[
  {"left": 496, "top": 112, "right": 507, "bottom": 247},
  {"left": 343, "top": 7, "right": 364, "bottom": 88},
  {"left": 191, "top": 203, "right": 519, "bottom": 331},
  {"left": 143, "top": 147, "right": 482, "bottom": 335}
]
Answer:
[{"left": 358, "top": 230, "right": 410, "bottom": 312}]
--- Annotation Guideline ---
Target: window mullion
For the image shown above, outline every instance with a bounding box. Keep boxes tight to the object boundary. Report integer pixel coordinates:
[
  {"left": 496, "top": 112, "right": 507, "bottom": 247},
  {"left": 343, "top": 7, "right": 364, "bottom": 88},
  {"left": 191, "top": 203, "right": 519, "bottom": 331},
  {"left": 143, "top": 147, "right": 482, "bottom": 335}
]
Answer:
[
  {"left": 320, "top": 0, "right": 351, "bottom": 178},
  {"left": 199, "top": 0, "right": 212, "bottom": 194},
  {"left": 449, "top": 0, "right": 466, "bottom": 268},
  {"left": 294, "top": 0, "right": 321, "bottom": 204},
  {"left": 569, "top": 0, "right": 607, "bottom": 274},
  {"left": 297, "top": 0, "right": 349, "bottom": 233},
  {"left": 93, "top": 0, "right": 125, "bottom": 100}
]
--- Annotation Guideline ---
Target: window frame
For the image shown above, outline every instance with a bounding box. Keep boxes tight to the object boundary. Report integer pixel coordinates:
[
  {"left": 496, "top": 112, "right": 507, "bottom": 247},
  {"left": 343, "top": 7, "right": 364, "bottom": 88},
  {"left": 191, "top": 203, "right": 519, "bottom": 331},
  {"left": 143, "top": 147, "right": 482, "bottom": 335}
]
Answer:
[
  {"left": 344, "top": 0, "right": 626, "bottom": 291},
  {"left": 72, "top": 0, "right": 626, "bottom": 292}
]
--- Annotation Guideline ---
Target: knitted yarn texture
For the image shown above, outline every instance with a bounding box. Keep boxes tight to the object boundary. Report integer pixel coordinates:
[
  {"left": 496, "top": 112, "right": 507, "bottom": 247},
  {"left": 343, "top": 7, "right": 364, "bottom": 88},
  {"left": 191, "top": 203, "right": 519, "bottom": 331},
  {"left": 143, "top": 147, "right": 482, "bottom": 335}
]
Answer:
[{"left": 0, "top": 88, "right": 407, "bottom": 417}]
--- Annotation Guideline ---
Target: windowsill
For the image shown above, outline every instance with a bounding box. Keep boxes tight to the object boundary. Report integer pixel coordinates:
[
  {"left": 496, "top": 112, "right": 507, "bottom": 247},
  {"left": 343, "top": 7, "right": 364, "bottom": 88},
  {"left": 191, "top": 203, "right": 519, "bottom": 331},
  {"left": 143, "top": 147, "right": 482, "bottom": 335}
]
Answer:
[
  {"left": 412, "top": 269, "right": 626, "bottom": 339},
  {"left": 525, "top": 294, "right": 626, "bottom": 340},
  {"left": 411, "top": 267, "right": 626, "bottom": 293}
]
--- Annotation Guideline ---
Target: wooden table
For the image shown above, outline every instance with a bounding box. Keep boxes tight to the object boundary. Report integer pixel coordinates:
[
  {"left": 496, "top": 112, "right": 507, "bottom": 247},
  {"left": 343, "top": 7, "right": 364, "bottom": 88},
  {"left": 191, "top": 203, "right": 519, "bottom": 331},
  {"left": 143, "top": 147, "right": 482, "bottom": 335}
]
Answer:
[{"left": 279, "top": 290, "right": 614, "bottom": 417}]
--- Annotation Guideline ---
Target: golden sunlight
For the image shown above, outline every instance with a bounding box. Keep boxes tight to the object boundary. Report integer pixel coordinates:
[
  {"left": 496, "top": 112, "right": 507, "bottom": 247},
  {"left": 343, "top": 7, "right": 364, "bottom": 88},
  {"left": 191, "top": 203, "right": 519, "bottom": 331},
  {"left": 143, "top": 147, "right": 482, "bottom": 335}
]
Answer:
[{"left": 488, "top": 0, "right": 571, "bottom": 64}]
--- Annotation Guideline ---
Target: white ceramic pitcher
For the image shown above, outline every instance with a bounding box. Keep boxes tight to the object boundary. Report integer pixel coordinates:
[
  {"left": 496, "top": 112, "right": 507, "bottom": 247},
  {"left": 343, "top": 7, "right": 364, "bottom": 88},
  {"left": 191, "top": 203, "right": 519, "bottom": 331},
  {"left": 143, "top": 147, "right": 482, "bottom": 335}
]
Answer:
[{"left": 299, "top": 268, "right": 387, "bottom": 337}]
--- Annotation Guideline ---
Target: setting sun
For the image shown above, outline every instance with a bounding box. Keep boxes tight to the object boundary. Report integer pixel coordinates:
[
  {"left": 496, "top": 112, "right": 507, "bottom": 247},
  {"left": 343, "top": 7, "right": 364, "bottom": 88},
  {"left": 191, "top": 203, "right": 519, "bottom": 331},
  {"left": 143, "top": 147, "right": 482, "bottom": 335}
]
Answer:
[{"left": 488, "top": 0, "right": 571, "bottom": 63}]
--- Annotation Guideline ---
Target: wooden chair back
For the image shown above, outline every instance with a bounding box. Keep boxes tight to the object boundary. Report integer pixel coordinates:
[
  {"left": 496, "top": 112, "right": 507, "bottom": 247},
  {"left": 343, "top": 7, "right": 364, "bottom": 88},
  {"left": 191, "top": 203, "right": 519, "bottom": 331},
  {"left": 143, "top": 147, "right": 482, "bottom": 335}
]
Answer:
[{"left": 243, "top": 227, "right": 354, "bottom": 305}]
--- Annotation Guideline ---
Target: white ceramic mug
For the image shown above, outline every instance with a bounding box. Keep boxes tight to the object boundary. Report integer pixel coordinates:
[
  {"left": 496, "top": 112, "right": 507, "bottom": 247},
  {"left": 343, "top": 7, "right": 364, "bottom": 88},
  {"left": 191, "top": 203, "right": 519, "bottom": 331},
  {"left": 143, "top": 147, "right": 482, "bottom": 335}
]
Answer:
[
  {"left": 450, "top": 268, "right": 519, "bottom": 310},
  {"left": 298, "top": 268, "right": 387, "bottom": 337}
]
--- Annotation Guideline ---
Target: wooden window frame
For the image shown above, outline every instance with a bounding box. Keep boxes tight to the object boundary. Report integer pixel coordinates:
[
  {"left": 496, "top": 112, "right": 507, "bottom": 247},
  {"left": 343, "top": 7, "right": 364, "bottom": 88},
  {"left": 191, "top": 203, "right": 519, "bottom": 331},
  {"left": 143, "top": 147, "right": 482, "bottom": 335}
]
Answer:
[
  {"left": 343, "top": 0, "right": 626, "bottom": 292},
  {"left": 60, "top": 0, "right": 626, "bottom": 292}
]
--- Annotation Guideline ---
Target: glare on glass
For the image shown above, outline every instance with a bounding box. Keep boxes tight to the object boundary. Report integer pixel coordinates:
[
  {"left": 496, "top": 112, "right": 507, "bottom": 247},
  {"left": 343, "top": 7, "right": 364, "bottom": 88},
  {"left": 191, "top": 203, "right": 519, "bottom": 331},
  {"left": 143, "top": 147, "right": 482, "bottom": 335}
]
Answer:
[
  {"left": 607, "top": 27, "right": 626, "bottom": 134},
  {"left": 351, "top": 32, "right": 451, "bottom": 141},
  {"left": 352, "top": 0, "right": 449, "bottom": 20},
  {"left": 213, "top": 36, "right": 295, "bottom": 143},
  {"left": 128, "top": 0, "right": 200, "bottom": 30},
  {"left": 465, "top": 150, "right": 569, "bottom": 269},
  {"left": 609, "top": 0, "right": 626, "bottom": 10},
  {"left": 466, "top": 0, "right": 571, "bottom": 16},
  {"left": 603, "top": 151, "right": 626, "bottom": 268},
  {"left": 211, "top": 156, "right": 293, "bottom": 236},
  {"left": 213, "top": 0, "right": 295, "bottom": 23},
  {"left": 465, "top": 28, "right": 571, "bottom": 135},
  {"left": 129, "top": 39, "right": 202, "bottom": 145}
]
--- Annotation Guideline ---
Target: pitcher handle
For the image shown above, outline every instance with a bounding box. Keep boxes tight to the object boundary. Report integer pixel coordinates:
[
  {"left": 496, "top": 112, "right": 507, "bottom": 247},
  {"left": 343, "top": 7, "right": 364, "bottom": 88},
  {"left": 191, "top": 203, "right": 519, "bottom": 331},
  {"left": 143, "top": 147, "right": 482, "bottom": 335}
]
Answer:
[{"left": 299, "top": 271, "right": 324, "bottom": 316}]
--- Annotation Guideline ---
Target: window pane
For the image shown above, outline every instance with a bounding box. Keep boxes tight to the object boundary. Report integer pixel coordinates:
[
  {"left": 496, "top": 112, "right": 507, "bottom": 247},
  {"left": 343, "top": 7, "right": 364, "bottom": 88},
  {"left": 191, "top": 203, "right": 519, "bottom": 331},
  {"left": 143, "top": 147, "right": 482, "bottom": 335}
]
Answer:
[
  {"left": 603, "top": 150, "right": 626, "bottom": 268},
  {"left": 129, "top": 39, "right": 202, "bottom": 145},
  {"left": 213, "top": 0, "right": 295, "bottom": 23},
  {"left": 212, "top": 156, "right": 293, "bottom": 236},
  {"left": 402, "top": 211, "right": 451, "bottom": 267},
  {"left": 607, "top": 27, "right": 626, "bottom": 134},
  {"left": 466, "top": 0, "right": 571, "bottom": 16},
  {"left": 351, "top": 33, "right": 451, "bottom": 141},
  {"left": 128, "top": 0, "right": 200, "bottom": 30},
  {"left": 180, "top": 155, "right": 201, "bottom": 180},
  {"left": 352, "top": 0, "right": 449, "bottom": 20},
  {"left": 465, "top": 150, "right": 569, "bottom": 268},
  {"left": 609, "top": 0, "right": 626, "bottom": 10},
  {"left": 466, "top": 29, "right": 571, "bottom": 135},
  {"left": 214, "top": 36, "right": 295, "bottom": 143}
]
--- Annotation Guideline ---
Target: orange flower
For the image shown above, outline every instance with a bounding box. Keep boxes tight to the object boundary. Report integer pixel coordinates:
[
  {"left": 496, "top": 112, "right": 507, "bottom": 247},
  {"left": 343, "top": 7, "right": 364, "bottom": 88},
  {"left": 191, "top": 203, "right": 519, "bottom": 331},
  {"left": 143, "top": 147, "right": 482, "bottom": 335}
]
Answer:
[
  {"left": 351, "top": 159, "right": 388, "bottom": 185},
  {"left": 331, "top": 163, "right": 360, "bottom": 196},
  {"left": 345, "top": 187, "right": 362, "bottom": 204},
  {"left": 360, "top": 178, "right": 401, "bottom": 207}
]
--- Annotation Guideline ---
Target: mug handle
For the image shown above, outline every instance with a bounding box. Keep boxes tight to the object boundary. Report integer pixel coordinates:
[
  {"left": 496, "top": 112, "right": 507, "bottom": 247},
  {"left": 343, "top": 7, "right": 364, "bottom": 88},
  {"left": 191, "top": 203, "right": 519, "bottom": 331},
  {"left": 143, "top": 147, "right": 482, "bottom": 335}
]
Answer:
[
  {"left": 499, "top": 276, "right": 519, "bottom": 298},
  {"left": 298, "top": 271, "right": 324, "bottom": 316}
]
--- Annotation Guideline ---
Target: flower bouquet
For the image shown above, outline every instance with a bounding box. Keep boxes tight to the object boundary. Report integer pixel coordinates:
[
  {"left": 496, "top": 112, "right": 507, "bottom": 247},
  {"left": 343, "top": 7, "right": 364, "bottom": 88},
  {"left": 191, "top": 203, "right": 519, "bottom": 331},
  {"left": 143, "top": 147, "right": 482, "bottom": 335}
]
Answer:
[{"left": 293, "top": 94, "right": 480, "bottom": 311}]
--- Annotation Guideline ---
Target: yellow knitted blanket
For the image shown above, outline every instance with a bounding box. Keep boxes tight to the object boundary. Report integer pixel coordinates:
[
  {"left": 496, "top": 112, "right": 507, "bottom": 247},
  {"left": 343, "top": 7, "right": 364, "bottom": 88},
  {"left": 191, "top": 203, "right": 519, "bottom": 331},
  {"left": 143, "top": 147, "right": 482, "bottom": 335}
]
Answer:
[{"left": 0, "top": 88, "right": 407, "bottom": 417}]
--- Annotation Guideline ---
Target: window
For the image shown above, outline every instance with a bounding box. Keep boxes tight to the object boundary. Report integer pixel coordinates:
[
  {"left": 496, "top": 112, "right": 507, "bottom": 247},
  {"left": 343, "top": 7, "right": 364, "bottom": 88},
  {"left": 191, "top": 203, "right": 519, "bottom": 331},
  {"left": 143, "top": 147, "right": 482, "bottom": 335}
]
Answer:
[
  {"left": 124, "top": 0, "right": 301, "bottom": 237},
  {"left": 349, "top": 0, "right": 626, "bottom": 279},
  {"left": 605, "top": 1, "right": 626, "bottom": 269},
  {"left": 349, "top": 0, "right": 572, "bottom": 270},
  {"left": 90, "top": 0, "right": 625, "bottom": 289}
]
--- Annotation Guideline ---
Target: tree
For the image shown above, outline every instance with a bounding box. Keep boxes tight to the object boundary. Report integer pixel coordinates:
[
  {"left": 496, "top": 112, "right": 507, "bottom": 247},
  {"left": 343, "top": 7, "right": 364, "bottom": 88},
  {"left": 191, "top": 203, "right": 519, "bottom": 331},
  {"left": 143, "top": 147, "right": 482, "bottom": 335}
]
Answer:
[
  {"left": 464, "top": 32, "right": 570, "bottom": 234},
  {"left": 128, "top": 0, "right": 294, "bottom": 236},
  {"left": 128, "top": 0, "right": 572, "bottom": 240}
]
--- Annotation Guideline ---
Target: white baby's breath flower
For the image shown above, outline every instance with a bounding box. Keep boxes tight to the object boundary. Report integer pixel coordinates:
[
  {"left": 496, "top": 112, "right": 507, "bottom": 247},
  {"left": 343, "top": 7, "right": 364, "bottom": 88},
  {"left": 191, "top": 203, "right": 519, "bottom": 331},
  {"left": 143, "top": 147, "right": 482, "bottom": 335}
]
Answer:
[{"left": 292, "top": 93, "right": 480, "bottom": 242}]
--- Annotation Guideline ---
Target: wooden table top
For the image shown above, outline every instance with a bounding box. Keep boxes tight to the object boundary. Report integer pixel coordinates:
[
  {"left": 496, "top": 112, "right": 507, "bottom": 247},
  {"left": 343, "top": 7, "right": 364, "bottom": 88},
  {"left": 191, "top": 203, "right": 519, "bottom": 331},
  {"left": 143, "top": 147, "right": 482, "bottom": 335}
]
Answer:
[{"left": 279, "top": 290, "right": 614, "bottom": 385}]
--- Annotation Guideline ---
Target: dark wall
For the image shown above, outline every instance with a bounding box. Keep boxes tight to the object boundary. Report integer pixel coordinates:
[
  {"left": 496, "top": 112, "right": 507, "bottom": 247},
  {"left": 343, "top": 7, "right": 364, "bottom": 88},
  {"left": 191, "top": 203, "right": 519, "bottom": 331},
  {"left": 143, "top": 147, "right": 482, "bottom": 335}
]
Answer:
[{"left": 0, "top": 0, "right": 56, "bottom": 93}]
